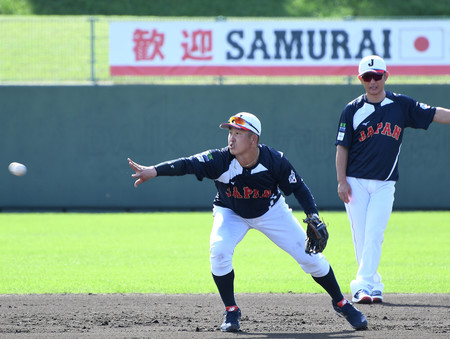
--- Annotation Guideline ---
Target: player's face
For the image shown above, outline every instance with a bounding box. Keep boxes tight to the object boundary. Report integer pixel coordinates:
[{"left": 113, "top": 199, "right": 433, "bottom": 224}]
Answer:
[
  {"left": 227, "top": 127, "right": 253, "bottom": 156},
  {"left": 360, "top": 72, "right": 386, "bottom": 99}
]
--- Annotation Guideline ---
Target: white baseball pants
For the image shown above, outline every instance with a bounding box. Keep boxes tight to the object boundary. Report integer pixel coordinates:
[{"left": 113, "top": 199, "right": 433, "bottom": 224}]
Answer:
[
  {"left": 209, "top": 196, "right": 330, "bottom": 278},
  {"left": 344, "top": 177, "right": 395, "bottom": 296}
]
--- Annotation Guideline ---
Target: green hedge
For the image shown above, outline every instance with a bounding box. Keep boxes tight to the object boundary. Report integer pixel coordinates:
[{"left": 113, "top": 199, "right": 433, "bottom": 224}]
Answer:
[{"left": 1, "top": 0, "right": 449, "bottom": 16}]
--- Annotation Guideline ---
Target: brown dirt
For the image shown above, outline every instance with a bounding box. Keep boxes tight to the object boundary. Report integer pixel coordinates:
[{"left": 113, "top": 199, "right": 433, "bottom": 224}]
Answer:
[{"left": 0, "top": 293, "right": 448, "bottom": 338}]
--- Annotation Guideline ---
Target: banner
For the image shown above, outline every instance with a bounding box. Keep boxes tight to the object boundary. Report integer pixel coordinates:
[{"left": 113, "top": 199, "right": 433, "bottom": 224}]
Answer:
[{"left": 109, "top": 19, "right": 450, "bottom": 76}]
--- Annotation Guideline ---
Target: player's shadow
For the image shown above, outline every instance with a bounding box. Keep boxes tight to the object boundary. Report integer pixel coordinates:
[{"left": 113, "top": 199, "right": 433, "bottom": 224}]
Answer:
[
  {"left": 380, "top": 302, "right": 450, "bottom": 309},
  {"left": 234, "top": 330, "right": 365, "bottom": 338}
]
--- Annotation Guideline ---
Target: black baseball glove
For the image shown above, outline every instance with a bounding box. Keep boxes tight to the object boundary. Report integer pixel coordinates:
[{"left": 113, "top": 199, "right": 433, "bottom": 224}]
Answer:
[{"left": 303, "top": 213, "right": 328, "bottom": 254}]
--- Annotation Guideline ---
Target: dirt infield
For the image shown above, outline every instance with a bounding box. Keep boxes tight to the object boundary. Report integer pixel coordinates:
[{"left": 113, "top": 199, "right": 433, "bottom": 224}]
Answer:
[{"left": 0, "top": 294, "right": 448, "bottom": 338}]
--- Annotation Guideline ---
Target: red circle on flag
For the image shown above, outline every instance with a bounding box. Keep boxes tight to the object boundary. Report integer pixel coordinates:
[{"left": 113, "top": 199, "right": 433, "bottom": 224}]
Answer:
[{"left": 414, "top": 37, "right": 429, "bottom": 52}]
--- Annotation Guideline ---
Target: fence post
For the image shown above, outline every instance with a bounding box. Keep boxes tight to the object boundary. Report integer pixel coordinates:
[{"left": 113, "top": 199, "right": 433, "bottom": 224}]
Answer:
[
  {"left": 216, "top": 16, "right": 227, "bottom": 85},
  {"left": 89, "top": 17, "right": 97, "bottom": 85}
]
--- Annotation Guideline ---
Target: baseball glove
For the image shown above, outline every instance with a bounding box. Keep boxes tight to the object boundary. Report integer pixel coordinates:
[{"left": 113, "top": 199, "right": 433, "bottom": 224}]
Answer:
[{"left": 303, "top": 213, "right": 328, "bottom": 254}]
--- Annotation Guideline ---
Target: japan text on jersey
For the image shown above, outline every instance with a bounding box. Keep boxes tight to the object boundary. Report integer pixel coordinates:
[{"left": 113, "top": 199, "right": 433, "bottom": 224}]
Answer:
[
  {"left": 335, "top": 91, "right": 435, "bottom": 181},
  {"left": 187, "top": 145, "right": 317, "bottom": 218}
]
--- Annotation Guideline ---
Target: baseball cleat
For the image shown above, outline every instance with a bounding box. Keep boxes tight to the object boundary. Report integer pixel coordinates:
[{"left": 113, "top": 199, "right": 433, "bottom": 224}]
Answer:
[
  {"left": 332, "top": 299, "right": 368, "bottom": 330},
  {"left": 220, "top": 306, "right": 241, "bottom": 332},
  {"left": 352, "top": 289, "right": 373, "bottom": 304},
  {"left": 371, "top": 290, "right": 383, "bottom": 303}
]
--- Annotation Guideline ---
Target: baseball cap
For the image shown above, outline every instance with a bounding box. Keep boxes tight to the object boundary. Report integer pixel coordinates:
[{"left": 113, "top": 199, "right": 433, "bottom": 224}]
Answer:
[
  {"left": 358, "top": 55, "right": 387, "bottom": 75},
  {"left": 219, "top": 112, "right": 261, "bottom": 136}
]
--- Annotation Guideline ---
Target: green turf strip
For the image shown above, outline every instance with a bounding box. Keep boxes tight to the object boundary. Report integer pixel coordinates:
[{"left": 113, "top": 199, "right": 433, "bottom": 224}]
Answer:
[{"left": 0, "top": 211, "right": 448, "bottom": 294}]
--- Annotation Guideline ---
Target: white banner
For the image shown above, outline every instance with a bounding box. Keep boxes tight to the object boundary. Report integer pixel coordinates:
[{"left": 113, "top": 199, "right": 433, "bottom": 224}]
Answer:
[{"left": 109, "top": 19, "right": 450, "bottom": 76}]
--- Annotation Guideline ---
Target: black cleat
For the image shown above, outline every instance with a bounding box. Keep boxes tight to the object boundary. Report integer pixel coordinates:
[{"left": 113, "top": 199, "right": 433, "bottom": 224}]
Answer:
[
  {"left": 352, "top": 289, "right": 373, "bottom": 304},
  {"left": 333, "top": 299, "right": 368, "bottom": 330},
  {"left": 371, "top": 290, "right": 383, "bottom": 303},
  {"left": 220, "top": 306, "right": 241, "bottom": 332}
]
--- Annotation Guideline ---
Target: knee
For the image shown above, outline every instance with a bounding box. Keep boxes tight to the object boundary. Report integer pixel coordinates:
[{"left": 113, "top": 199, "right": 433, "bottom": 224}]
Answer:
[
  {"left": 299, "top": 254, "right": 330, "bottom": 277},
  {"left": 210, "top": 243, "right": 233, "bottom": 276}
]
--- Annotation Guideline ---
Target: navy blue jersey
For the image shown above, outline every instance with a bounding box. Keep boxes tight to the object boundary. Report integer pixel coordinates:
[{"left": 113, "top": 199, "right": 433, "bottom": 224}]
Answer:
[
  {"left": 335, "top": 91, "right": 436, "bottom": 181},
  {"left": 155, "top": 144, "right": 318, "bottom": 218}
]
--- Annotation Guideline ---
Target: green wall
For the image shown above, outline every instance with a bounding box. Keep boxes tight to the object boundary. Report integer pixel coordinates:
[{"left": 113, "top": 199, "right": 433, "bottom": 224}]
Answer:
[{"left": 1, "top": 85, "right": 449, "bottom": 211}]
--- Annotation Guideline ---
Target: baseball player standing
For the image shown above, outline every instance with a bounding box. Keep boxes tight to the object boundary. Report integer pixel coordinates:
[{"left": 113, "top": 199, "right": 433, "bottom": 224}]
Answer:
[
  {"left": 128, "top": 112, "right": 368, "bottom": 332},
  {"left": 335, "top": 55, "right": 450, "bottom": 304}
]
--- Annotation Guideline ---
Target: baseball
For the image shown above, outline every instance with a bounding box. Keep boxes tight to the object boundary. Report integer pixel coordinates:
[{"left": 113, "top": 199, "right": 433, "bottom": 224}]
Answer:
[{"left": 8, "top": 162, "right": 27, "bottom": 176}]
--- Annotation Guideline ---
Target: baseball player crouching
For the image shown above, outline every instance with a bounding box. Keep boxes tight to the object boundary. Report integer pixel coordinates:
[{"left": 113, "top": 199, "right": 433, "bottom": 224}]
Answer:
[{"left": 128, "top": 112, "right": 368, "bottom": 332}]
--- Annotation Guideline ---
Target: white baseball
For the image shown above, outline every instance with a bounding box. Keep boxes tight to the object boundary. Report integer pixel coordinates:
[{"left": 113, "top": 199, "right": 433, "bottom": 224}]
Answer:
[{"left": 8, "top": 162, "right": 27, "bottom": 176}]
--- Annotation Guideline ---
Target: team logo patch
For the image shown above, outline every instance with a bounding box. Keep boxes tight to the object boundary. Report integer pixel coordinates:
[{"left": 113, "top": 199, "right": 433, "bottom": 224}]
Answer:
[
  {"left": 419, "top": 102, "right": 430, "bottom": 109},
  {"left": 288, "top": 170, "right": 297, "bottom": 184},
  {"left": 337, "top": 122, "right": 346, "bottom": 141},
  {"left": 195, "top": 151, "right": 213, "bottom": 163}
]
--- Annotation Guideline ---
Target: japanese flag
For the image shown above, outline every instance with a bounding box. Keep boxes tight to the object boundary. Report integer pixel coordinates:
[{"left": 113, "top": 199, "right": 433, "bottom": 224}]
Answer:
[{"left": 399, "top": 28, "right": 444, "bottom": 60}]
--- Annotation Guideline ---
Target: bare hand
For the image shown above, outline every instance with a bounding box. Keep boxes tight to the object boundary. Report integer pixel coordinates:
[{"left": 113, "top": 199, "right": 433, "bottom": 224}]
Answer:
[
  {"left": 127, "top": 158, "right": 157, "bottom": 188},
  {"left": 338, "top": 181, "right": 352, "bottom": 204}
]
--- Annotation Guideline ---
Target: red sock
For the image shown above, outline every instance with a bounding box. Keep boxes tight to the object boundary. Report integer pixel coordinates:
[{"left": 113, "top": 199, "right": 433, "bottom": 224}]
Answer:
[
  {"left": 337, "top": 298, "right": 348, "bottom": 307},
  {"left": 226, "top": 305, "right": 239, "bottom": 312}
]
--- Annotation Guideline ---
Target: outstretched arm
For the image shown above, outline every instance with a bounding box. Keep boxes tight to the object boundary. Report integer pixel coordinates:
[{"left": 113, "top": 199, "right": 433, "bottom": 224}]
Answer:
[
  {"left": 128, "top": 158, "right": 157, "bottom": 188},
  {"left": 433, "top": 107, "right": 450, "bottom": 124}
]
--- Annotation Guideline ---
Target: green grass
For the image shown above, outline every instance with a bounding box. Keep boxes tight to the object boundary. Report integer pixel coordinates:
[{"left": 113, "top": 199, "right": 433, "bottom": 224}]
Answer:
[
  {"left": 1, "top": 15, "right": 450, "bottom": 84},
  {"left": 0, "top": 16, "right": 105, "bottom": 82},
  {"left": 2, "top": 0, "right": 449, "bottom": 17},
  {"left": 0, "top": 211, "right": 448, "bottom": 294}
]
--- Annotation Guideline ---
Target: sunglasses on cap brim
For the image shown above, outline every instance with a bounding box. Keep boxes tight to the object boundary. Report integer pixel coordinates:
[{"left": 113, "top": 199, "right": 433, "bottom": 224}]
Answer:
[{"left": 228, "top": 116, "right": 260, "bottom": 134}]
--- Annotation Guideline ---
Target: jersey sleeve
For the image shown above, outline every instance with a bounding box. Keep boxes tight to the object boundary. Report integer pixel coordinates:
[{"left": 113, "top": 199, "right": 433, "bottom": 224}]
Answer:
[
  {"left": 397, "top": 93, "right": 436, "bottom": 129},
  {"left": 335, "top": 104, "right": 355, "bottom": 148},
  {"left": 276, "top": 154, "right": 319, "bottom": 215},
  {"left": 155, "top": 148, "right": 228, "bottom": 181}
]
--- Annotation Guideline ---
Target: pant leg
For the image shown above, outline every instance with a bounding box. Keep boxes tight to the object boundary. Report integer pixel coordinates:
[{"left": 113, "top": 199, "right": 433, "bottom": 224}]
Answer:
[
  {"left": 345, "top": 177, "right": 395, "bottom": 295},
  {"left": 345, "top": 177, "right": 371, "bottom": 295},
  {"left": 358, "top": 180, "right": 395, "bottom": 293},
  {"left": 345, "top": 177, "right": 370, "bottom": 266},
  {"left": 210, "top": 205, "right": 250, "bottom": 276},
  {"left": 251, "top": 196, "right": 330, "bottom": 278}
]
